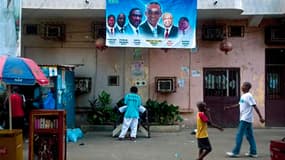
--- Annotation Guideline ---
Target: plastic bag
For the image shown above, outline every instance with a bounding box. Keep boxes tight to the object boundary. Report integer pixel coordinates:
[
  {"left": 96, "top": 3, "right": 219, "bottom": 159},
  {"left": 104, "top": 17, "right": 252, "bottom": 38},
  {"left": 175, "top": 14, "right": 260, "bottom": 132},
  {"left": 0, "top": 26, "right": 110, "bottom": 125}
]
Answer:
[
  {"left": 67, "top": 128, "right": 84, "bottom": 142},
  {"left": 119, "top": 105, "right": 146, "bottom": 113}
]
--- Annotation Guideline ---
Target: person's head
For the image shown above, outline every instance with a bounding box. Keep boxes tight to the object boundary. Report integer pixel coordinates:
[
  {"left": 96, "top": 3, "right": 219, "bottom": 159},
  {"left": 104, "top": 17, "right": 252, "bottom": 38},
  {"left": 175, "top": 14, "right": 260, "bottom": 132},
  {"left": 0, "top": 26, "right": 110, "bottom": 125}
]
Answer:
[
  {"left": 117, "top": 13, "right": 126, "bottom": 27},
  {"left": 162, "top": 12, "right": 173, "bottom": 28},
  {"left": 128, "top": 8, "right": 142, "bottom": 28},
  {"left": 12, "top": 86, "right": 19, "bottom": 93},
  {"left": 178, "top": 17, "right": 189, "bottom": 31},
  {"left": 241, "top": 82, "right": 252, "bottom": 93},
  {"left": 197, "top": 101, "right": 207, "bottom": 112},
  {"left": 107, "top": 14, "right": 116, "bottom": 28},
  {"left": 145, "top": 2, "right": 162, "bottom": 27},
  {"left": 130, "top": 86, "right": 138, "bottom": 94}
]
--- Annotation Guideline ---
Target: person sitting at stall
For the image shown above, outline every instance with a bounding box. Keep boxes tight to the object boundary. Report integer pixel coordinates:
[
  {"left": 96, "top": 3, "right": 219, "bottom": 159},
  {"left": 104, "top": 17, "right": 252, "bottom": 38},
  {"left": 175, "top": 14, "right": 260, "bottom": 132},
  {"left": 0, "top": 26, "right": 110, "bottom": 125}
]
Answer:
[{"left": 42, "top": 88, "right": 55, "bottom": 110}]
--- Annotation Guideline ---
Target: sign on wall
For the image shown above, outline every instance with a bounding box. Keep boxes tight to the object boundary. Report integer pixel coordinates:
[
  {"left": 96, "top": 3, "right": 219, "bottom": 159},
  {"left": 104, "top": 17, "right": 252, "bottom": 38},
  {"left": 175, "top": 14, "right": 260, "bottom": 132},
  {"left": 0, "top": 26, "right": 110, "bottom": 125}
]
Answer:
[{"left": 106, "top": 0, "right": 197, "bottom": 49}]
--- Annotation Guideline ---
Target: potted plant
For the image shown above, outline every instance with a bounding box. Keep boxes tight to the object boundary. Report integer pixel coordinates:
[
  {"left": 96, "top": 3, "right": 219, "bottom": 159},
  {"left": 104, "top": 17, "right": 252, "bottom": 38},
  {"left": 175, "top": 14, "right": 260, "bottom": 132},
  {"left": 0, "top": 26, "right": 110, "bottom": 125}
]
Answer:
[{"left": 87, "top": 91, "right": 118, "bottom": 125}]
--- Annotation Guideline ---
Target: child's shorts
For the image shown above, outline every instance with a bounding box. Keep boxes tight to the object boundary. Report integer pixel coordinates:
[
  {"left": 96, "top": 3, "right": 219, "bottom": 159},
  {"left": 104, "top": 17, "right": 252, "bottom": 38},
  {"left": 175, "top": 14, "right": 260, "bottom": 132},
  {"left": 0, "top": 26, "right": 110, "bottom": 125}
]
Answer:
[{"left": 197, "top": 137, "right": 212, "bottom": 151}]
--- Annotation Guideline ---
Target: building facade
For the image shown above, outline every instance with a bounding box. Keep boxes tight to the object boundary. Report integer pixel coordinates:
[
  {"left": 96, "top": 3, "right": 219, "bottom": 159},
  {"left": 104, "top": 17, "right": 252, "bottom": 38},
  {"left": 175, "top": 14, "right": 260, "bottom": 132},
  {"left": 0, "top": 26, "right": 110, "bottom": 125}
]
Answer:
[{"left": 22, "top": 0, "right": 285, "bottom": 127}]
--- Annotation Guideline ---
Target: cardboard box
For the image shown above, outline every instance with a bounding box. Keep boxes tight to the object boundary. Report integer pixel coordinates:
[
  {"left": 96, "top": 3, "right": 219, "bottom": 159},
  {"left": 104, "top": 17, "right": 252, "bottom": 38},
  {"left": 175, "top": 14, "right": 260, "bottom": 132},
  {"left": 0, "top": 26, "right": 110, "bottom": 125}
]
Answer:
[{"left": 0, "top": 129, "right": 23, "bottom": 160}]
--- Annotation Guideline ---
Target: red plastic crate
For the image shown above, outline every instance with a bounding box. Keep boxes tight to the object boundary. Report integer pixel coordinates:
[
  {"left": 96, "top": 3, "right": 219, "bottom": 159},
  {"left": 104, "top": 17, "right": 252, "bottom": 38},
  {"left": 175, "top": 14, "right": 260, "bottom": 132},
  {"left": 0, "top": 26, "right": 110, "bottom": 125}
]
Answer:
[{"left": 270, "top": 138, "right": 285, "bottom": 160}]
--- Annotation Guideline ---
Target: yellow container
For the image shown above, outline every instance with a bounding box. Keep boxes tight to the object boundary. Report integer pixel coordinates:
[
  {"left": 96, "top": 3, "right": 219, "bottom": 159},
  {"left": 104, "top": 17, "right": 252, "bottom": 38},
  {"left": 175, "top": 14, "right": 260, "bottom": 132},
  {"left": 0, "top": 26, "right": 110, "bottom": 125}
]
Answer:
[{"left": 0, "top": 129, "right": 23, "bottom": 160}]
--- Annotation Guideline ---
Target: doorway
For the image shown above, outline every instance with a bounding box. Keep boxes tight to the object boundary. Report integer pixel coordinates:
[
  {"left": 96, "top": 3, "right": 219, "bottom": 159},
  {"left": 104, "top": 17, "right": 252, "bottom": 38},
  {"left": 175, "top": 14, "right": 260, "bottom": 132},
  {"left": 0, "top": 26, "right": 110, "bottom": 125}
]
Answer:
[
  {"left": 265, "top": 48, "right": 285, "bottom": 127},
  {"left": 204, "top": 68, "right": 240, "bottom": 127}
]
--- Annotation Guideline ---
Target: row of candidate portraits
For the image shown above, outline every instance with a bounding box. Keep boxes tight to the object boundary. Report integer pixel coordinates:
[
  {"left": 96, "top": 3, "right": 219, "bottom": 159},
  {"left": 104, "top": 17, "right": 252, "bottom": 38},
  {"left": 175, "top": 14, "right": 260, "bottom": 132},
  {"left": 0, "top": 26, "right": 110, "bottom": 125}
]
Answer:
[{"left": 106, "top": 1, "right": 191, "bottom": 39}]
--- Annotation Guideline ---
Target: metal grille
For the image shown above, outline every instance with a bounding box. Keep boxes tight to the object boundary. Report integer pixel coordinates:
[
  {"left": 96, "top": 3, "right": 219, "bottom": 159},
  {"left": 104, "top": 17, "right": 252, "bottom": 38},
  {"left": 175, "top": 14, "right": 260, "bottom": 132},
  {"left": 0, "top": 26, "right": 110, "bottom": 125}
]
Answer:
[
  {"left": 266, "top": 66, "right": 283, "bottom": 100},
  {"left": 204, "top": 68, "right": 239, "bottom": 97}
]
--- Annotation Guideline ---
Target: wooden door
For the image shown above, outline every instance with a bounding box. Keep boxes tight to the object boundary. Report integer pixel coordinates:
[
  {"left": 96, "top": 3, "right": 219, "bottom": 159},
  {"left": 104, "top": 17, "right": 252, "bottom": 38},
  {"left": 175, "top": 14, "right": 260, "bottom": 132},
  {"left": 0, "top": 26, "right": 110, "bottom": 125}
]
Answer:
[
  {"left": 204, "top": 68, "right": 240, "bottom": 128},
  {"left": 265, "top": 48, "right": 285, "bottom": 127}
]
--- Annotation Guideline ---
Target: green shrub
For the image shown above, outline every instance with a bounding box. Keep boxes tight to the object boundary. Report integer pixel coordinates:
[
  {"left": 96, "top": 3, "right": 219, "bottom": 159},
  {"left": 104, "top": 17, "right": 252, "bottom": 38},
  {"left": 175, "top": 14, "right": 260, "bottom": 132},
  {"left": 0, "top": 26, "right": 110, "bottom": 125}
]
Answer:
[
  {"left": 145, "top": 99, "right": 183, "bottom": 125},
  {"left": 87, "top": 91, "right": 118, "bottom": 124},
  {"left": 87, "top": 93, "right": 184, "bottom": 125}
]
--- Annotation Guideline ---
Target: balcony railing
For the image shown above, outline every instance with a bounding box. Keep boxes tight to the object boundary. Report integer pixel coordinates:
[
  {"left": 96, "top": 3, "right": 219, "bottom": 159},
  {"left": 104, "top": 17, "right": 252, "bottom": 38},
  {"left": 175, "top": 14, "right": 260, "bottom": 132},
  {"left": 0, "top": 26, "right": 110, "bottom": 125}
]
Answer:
[
  {"left": 23, "top": 0, "right": 105, "bottom": 9},
  {"left": 23, "top": 0, "right": 285, "bottom": 15}
]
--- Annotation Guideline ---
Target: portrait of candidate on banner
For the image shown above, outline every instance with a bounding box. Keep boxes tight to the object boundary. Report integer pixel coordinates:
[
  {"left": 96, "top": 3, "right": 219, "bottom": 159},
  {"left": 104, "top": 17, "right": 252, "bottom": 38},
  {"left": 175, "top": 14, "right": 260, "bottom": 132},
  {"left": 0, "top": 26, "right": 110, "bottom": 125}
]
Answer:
[{"left": 106, "top": 0, "right": 197, "bottom": 49}]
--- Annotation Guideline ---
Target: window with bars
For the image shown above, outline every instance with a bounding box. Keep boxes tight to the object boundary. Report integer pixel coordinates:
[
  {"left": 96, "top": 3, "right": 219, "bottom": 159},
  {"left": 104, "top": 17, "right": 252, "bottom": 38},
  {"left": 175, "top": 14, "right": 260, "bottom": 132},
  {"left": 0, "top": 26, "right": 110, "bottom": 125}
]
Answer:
[
  {"left": 228, "top": 25, "right": 244, "bottom": 37},
  {"left": 266, "top": 66, "right": 285, "bottom": 99},
  {"left": 265, "top": 49, "right": 285, "bottom": 100},
  {"left": 204, "top": 68, "right": 240, "bottom": 97}
]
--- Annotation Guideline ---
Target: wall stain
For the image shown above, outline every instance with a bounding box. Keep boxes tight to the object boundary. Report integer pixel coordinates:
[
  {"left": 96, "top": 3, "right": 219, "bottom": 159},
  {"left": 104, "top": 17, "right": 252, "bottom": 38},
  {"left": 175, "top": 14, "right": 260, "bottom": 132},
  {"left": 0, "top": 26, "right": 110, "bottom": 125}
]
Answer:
[{"left": 254, "top": 74, "right": 265, "bottom": 108}]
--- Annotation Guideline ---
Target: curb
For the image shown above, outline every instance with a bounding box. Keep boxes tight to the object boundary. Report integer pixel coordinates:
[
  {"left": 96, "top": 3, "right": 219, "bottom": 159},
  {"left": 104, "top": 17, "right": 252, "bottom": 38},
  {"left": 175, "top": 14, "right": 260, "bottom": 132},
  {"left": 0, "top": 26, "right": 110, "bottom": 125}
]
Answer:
[{"left": 80, "top": 124, "right": 182, "bottom": 132}]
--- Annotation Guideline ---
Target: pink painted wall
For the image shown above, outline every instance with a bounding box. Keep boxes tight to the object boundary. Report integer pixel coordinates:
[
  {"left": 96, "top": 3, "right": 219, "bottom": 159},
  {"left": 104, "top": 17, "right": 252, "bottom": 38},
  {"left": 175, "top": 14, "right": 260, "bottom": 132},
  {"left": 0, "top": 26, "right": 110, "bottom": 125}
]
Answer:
[
  {"left": 149, "top": 49, "right": 191, "bottom": 112},
  {"left": 190, "top": 25, "right": 266, "bottom": 126},
  {"left": 148, "top": 20, "right": 277, "bottom": 127}
]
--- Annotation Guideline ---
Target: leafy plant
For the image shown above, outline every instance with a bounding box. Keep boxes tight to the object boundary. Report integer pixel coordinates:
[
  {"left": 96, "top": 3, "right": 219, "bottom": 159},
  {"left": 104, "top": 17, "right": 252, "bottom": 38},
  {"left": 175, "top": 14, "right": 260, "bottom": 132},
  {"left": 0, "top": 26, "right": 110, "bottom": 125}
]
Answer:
[
  {"left": 145, "top": 99, "right": 183, "bottom": 125},
  {"left": 87, "top": 93, "right": 183, "bottom": 125},
  {"left": 87, "top": 91, "right": 118, "bottom": 124},
  {"left": 98, "top": 91, "right": 111, "bottom": 107}
]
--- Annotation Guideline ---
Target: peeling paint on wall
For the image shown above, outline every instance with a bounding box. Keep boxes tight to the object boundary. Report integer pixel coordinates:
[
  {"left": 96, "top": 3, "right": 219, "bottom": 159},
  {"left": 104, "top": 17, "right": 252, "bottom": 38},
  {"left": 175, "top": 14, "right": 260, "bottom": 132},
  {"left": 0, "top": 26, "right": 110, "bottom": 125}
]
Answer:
[
  {"left": 178, "top": 78, "right": 185, "bottom": 88},
  {"left": 181, "top": 66, "right": 190, "bottom": 75},
  {"left": 241, "top": 65, "right": 248, "bottom": 71},
  {"left": 178, "top": 66, "right": 189, "bottom": 88},
  {"left": 180, "top": 66, "right": 190, "bottom": 79},
  {"left": 113, "top": 64, "right": 119, "bottom": 73},
  {"left": 255, "top": 74, "right": 265, "bottom": 107}
]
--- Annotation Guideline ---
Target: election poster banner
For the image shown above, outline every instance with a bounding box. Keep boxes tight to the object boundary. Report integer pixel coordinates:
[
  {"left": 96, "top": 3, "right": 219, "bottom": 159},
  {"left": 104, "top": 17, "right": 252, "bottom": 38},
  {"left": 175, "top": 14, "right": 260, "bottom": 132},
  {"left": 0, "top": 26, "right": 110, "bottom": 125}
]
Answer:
[{"left": 106, "top": 0, "right": 197, "bottom": 49}]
